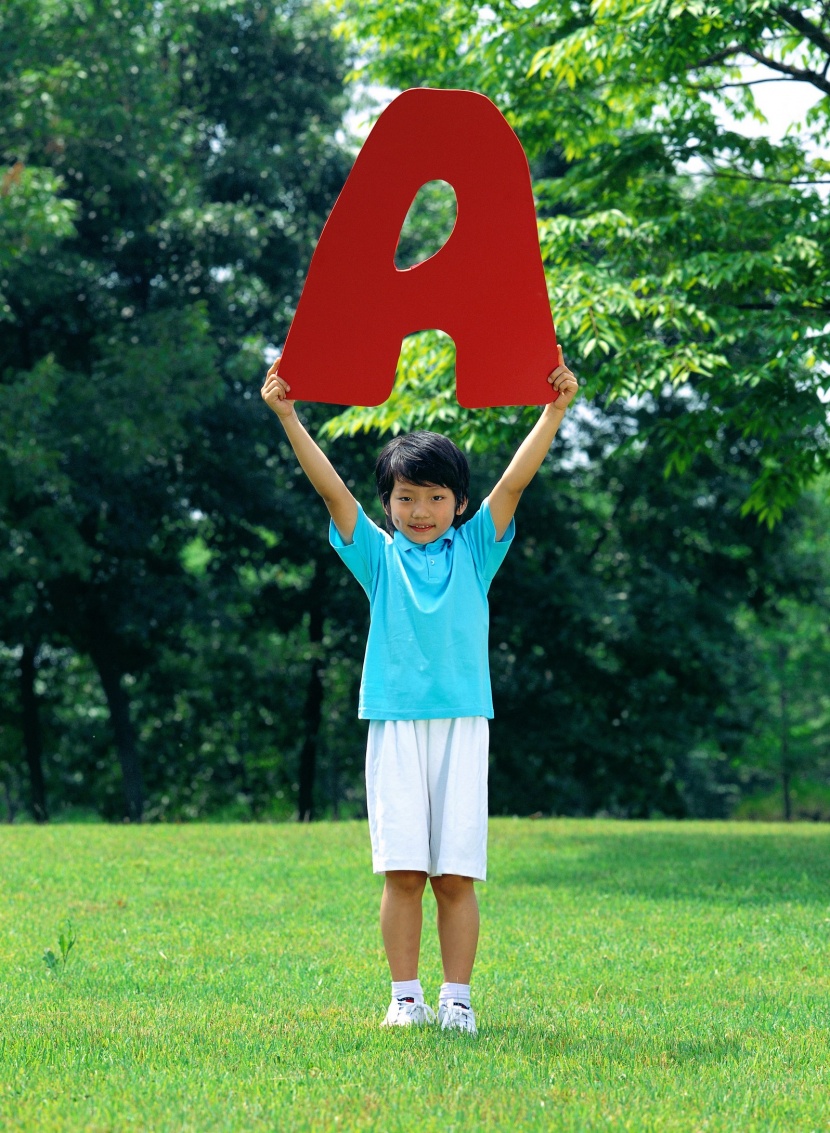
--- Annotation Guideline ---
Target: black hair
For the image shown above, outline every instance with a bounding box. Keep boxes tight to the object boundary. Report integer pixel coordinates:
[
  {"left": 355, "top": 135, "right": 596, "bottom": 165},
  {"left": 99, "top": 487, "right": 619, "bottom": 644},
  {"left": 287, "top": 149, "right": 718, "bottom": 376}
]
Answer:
[{"left": 375, "top": 431, "right": 470, "bottom": 535}]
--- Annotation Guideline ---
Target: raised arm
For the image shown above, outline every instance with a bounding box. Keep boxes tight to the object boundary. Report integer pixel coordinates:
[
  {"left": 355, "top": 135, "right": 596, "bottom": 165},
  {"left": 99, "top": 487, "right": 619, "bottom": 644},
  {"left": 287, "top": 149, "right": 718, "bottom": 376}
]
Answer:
[
  {"left": 488, "top": 346, "right": 579, "bottom": 541},
  {"left": 261, "top": 358, "right": 358, "bottom": 543}
]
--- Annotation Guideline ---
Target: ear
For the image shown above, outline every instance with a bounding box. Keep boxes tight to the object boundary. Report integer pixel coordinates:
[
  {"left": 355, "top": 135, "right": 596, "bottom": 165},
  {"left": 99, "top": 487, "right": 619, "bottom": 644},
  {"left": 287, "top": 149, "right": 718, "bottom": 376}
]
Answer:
[{"left": 456, "top": 497, "right": 469, "bottom": 516}]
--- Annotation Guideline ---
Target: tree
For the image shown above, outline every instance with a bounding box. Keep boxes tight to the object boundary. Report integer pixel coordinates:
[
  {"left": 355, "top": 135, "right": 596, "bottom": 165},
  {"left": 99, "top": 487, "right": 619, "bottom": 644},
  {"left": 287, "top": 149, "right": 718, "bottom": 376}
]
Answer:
[
  {"left": 0, "top": 158, "right": 81, "bottom": 822},
  {"left": 0, "top": 0, "right": 351, "bottom": 820},
  {"left": 730, "top": 482, "right": 830, "bottom": 817},
  {"left": 316, "top": 0, "right": 830, "bottom": 815},
  {"left": 478, "top": 387, "right": 826, "bottom": 817},
  {"left": 328, "top": 0, "right": 829, "bottom": 527}
]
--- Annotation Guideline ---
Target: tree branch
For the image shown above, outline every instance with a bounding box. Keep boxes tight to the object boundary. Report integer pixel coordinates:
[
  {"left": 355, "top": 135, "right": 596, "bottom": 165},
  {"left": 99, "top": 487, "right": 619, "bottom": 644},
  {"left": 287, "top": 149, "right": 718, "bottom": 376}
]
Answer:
[
  {"left": 691, "top": 45, "right": 745, "bottom": 69},
  {"left": 688, "top": 76, "right": 802, "bottom": 91},
  {"left": 774, "top": 4, "right": 830, "bottom": 57},
  {"left": 690, "top": 32, "right": 830, "bottom": 95},
  {"left": 744, "top": 48, "right": 830, "bottom": 95},
  {"left": 733, "top": 303, "right": 830, "bottom": 313},
  {"left": 708, "top": 169, "right": 830, "bottom": 187}
]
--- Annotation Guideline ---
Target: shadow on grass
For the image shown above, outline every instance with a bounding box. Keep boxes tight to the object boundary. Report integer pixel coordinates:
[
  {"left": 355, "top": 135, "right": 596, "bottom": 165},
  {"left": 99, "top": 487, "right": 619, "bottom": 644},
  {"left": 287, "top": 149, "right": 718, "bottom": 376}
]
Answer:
[
  {"left": 370, "top": 1016, "right": 746, "bottom": 1070},
  {"left": 474, "top": 1018, "right": 745, "bottom": 1066},
  {"left": 493, "top": 824, "right": 830, "bottom": 907}
]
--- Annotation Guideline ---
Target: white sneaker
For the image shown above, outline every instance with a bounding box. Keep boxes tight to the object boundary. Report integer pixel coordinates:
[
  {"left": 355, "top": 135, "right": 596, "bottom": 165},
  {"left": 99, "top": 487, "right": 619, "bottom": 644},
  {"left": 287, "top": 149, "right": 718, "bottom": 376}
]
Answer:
[
  {"left": 380, "top": 997, "right": 437, "bottom": 1027},
  {"left": 438, "top": 1000, "right": 478, "bottom": 1034}
]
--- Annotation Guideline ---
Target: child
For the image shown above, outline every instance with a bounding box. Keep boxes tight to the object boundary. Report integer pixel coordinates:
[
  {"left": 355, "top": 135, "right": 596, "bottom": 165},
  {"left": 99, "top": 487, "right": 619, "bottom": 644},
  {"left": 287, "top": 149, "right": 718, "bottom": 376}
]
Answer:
[{"left": 261, "top": 348, "right": 578, "bottom": 1034}]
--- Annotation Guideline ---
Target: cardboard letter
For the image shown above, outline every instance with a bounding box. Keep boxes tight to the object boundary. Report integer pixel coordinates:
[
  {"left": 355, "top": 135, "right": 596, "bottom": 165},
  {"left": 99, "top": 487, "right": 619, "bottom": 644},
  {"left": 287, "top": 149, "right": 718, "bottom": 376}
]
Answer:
[{"left": 278, "top": 87, "right": 558, "bottom": 409}]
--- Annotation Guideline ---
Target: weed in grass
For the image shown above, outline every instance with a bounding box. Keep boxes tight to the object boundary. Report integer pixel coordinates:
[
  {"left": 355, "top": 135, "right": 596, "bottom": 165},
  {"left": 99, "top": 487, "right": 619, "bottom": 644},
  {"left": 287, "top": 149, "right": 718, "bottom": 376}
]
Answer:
[{"left": 42, "top": 918, "right": 76, "bottom": 977}]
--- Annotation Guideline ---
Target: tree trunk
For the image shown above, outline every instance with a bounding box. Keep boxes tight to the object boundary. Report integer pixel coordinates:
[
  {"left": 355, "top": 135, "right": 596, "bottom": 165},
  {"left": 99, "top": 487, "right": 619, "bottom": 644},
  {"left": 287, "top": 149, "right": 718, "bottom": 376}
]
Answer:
[
  {"left": 297, "top": 562, "right": 326, "bottom": 823},
  {"left": 2, "top": 779, "right": 19, "bottom": 823},
  {"left": 20, "top": 642, "right": 48, "bottom": 822},
  {"left": 90, "top": 644, "right": 145, "bottom": 823},
  {"left": 330, "top": 743, "right": 340, "bottom": 821},
  {"left": 778, "top": 641, "right": 791, "bottom": 821}
]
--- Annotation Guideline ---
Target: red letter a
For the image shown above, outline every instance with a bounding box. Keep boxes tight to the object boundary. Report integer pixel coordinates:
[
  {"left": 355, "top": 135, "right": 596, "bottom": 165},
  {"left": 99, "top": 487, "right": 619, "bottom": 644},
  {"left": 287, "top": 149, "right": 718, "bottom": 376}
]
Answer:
[{"left": 278, "top": 88, "right": 558, "bottom": 409}]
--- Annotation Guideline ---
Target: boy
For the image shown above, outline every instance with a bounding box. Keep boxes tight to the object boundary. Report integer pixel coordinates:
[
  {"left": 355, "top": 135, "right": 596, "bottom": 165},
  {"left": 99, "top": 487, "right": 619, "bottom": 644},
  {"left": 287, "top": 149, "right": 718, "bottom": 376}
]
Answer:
[{"left": 261, "top": 348, "right": 578, "bottom": 1034}]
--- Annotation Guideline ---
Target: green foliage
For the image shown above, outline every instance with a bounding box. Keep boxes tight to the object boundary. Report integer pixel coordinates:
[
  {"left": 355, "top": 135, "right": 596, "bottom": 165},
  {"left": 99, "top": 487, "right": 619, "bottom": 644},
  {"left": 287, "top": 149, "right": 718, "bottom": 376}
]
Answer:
[
  {"left": 478, "top": 391, "right": 829, "bottom": 817},
  {"left": 4, "top": 401, "right": 828, "bottom": 822},
  {"left": 0, "top": 0, "right": 352, "bottom": 818},
  {"left": 2, "top": 0, "right": 828, "bottom": 824},
  {"left": 393, "top": 177, "right": 458, "bottom": 269},
  {"left": 734, "top": 778, "right": 830, "bottom": 821},
  {"left": 329, "top": 0, "right": 830, "bottom": 525},
  {"left": 325, "top": 390, "right": 830, "bottom": 821},
  {"left": 728, "top": 483, "right": 830, "bottom": 801},
  {"left": 0, "top": 164, "right": 77, "bottom": 281}
]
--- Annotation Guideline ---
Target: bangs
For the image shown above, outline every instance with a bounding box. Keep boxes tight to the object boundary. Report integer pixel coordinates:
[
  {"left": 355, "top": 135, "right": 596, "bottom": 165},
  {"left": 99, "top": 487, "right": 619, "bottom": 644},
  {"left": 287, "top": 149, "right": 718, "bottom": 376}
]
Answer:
[{"left": 375, "top": 431, "right": 470, "bottom": 533}]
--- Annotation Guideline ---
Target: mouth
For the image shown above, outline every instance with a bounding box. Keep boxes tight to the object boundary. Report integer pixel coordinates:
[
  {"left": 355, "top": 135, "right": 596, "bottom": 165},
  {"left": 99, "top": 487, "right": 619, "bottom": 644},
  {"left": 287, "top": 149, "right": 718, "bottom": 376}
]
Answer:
[{"left": 409, "top": 524, "right": 434, "bottom": 532}]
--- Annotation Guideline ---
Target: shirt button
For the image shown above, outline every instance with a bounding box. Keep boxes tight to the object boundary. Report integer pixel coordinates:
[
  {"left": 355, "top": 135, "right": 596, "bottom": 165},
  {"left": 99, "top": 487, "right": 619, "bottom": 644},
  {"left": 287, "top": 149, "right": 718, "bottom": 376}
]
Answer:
[{"left": 430, "top": 559, "right": 435, "bottom": 564}]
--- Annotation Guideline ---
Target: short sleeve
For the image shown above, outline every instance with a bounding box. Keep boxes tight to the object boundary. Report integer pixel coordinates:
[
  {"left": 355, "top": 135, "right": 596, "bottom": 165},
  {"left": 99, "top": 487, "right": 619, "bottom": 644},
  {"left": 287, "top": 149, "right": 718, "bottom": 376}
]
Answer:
[
  {"left": 329, "top": 501, "right": 388, "bottom": 598},
  {"left": 458, "top": 496, "right": 515, "bottom": 588}
]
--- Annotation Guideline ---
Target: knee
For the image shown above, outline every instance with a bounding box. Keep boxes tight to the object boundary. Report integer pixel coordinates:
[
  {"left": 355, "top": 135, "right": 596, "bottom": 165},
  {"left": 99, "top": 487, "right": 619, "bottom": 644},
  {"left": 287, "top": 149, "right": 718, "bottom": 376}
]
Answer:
[
  {"left": 385, "top": 869, "right": 428, "bottom": 897},
  {"left": 430, "top": 873, "right": 474, "bottom": 903}
]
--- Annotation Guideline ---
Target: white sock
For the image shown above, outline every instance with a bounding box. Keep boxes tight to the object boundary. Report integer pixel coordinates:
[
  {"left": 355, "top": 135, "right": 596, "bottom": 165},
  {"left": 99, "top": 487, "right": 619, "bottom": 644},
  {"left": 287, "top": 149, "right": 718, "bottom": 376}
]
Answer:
[
  {"left": 392, "top": 978, "right": 424, "bottom": 1004},
  {"left": 440, "top": 981, "right": 471, "bottom": 1010}
]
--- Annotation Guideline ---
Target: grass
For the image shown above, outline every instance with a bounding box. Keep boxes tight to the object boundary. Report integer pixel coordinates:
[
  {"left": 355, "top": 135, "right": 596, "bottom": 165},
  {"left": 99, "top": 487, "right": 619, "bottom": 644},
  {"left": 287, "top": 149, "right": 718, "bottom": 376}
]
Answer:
[{"left": 0, "top": 817, "right": 828, "bottom": 1132}]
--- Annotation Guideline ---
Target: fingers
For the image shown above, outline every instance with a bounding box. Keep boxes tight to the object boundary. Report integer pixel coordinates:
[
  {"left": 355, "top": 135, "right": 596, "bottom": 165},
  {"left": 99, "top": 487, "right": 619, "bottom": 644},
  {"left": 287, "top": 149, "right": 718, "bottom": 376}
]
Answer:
[
  {"left": 546, "top": 351, "right": 579, "bottom": 404},
  {"left": 544, "top": 345, "right": 579, "bottom": 405},
  {"left": 547, "top": 366, "right": 576, "bottom": 390},
  {"left": 265, "top": 354, "right": 283, "bottom": 380},
  {"left": 261, "top": 370, "right": 291, "bottom": 400},
  {"left": 547, "top": 346, "right": 570, "bottom": 383},
  {"left": 262, "top": 353, "right": 292, "bottom": 401}
]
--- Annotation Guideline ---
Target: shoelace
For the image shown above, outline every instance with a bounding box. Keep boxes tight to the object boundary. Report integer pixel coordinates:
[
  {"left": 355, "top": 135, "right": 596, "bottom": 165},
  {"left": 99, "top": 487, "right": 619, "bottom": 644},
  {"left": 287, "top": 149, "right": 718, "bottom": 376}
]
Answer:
[
  {"left": 440, "top": 1001, "right": 475, "bottom": 1031},
  {"left": 398, "top": 1000, "right": 436, "bottom": 1024}
]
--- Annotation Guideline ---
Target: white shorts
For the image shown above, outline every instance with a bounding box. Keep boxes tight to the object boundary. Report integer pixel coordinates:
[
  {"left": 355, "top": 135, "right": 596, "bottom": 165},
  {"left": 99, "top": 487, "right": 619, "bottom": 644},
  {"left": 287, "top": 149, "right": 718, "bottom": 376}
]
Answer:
[{"left": 365, "top": 716, "right": 489, "bottom": 882}]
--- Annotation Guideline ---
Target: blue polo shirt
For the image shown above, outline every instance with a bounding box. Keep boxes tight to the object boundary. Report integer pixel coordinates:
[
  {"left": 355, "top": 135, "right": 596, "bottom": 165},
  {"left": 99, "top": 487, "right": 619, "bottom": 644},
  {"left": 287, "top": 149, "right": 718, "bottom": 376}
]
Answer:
[{"left": 329, "top": 497, "right": 515, "bottom": 720}]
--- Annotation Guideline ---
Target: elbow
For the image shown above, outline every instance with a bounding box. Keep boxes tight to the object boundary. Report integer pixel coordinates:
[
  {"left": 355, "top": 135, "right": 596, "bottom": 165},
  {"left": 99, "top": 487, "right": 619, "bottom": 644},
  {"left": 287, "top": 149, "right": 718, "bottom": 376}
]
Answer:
[{"left": 499, "top": 479, "right": 526, "bottom": 498}]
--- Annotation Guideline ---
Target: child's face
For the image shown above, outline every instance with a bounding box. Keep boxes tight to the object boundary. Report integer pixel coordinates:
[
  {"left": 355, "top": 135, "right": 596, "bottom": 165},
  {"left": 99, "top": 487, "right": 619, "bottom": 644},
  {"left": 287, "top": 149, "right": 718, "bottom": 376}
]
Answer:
[{"left": 386, "top": 478, "right": 467, "bottom": 544}]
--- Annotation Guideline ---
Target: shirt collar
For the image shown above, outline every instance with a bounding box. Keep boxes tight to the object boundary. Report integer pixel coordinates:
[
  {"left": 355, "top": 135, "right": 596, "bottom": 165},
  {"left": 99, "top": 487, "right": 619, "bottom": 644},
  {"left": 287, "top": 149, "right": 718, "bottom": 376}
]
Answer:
[{"left": 393, "top": 524, "right": 457, "bottom": 553}]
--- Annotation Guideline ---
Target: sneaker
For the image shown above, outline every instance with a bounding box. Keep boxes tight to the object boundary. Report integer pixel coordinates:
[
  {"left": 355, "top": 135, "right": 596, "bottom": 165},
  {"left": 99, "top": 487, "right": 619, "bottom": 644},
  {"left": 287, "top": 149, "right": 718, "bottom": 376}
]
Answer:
[
  {"left": 438, "top": 1000, "right": 478, "bottom": 1035},
  {"left": 380, "top": 997, "right": 437, "bottom": 1027}
]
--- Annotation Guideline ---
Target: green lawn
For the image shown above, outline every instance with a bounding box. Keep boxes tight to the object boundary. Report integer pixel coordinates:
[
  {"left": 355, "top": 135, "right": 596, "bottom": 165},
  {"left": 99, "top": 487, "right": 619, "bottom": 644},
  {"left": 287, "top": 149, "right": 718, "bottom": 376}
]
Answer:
[{"left": 1, "top": 818, "right": 828, "bottom": 1131}]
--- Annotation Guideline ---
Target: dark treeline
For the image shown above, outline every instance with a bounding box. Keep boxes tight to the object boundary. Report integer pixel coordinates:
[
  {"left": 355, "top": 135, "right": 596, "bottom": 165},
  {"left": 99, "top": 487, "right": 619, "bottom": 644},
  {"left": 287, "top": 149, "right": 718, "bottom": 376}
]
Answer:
[{"left": 1, "top": 1, "right": 828, "bottom": 823}]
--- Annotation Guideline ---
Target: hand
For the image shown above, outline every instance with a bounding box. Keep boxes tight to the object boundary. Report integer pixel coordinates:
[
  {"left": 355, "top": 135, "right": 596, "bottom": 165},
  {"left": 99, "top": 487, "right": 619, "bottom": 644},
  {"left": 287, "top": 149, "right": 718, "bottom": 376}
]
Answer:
[
  {"left": 546, "top": 344, "right": 579, "bottom": 411},
  {"left": 261, "top": 356, "right": 295, "bottom": 419}
]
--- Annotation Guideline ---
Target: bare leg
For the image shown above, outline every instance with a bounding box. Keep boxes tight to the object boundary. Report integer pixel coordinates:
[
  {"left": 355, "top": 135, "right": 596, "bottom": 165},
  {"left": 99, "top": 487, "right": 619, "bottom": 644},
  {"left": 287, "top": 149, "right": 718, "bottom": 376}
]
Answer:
[
  {"left": 429, "top": 874, "right": 479, "bottom": 985},
  {"left": 380, "top": 870, "right": 428, "bottom": 982}
]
